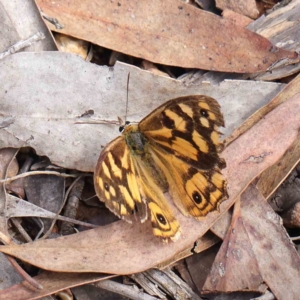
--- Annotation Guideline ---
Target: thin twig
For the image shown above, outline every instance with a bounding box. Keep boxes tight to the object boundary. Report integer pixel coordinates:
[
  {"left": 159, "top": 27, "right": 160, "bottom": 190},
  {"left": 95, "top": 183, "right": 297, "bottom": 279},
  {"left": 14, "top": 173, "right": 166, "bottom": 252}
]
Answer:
[
  {"left": 0, "top": 171, "right": 88, "bottom": 184},
  {"left": 40, "top": 11, "right": 64, "bottom": 29},
  {"left": 93, "top": 280, "right": 159, "bottom": 300},
  {"left": 0, "top": 32, "right": 45, "bottom": 60},
  {"left": 6, "top": 255, "right": 43, "bottom": 290},
  {"left": 40, "top": 176, "right": 85, "bottom": 240}
]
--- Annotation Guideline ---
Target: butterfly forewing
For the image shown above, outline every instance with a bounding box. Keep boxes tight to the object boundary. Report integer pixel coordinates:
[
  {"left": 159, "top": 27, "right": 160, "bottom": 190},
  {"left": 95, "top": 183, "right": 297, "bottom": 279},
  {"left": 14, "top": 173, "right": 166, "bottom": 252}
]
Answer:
[
  {"left": 139, "top": 95, "right": 225, "bottom": 170},
  {"left": 139, "top": 95, "right": 227, "bottom": 218}
]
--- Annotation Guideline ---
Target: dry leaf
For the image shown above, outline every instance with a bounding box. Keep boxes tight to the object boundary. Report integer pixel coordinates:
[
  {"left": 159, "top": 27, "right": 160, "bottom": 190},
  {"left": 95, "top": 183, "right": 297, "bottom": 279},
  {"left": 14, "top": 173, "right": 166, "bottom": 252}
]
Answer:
[
  {"left": 35, "top": 0, "right": 297, "bottom": 73},
  {"left": 216, "top": 0, "right": 261, "bottom": 19},
  {"left": 257, "top": 130, "right": 300, "bottom": 199},
  {"left": 0, "top": 148, "right": 19, "bottom": 234},
  {"left": 222, "top": 9, "right": 253, "bottom": 27},
  {"left": 226, "top": 72, "right": 300, "bottom": 145},
  {"left": 203, "top": 184, "right": 300, "bottom": 299},
  {"left": 0, "top": 53, "right": 285, "bottom": 172},
  {"left": 203, "top": 196, "right": 266, "bottom": 293},
  {"left": 248, "top": 0, "right": 300, "bottom": 80},
  {"left": 0, "top": 0, "right": 55, "bottom": 52},
  {"left": 0, "top": 271, "right": 111, "bottom": 300}
]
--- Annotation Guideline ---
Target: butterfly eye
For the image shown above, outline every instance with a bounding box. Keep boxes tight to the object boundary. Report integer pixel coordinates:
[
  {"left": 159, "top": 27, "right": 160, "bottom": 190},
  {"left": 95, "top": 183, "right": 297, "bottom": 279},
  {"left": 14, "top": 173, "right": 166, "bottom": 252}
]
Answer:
[
  {"left": 200, "top": 109, "right": 209, "bottom": 118},
  {"left": 125, "top": 121, "right": 130, "bottom": 125},
  {"left": 104, "top": 183, "right": 109, "bottom": 191},
  {"left": 192, "top": 191, "right": 202, "bottom": 204},
  {"left": 157, "top": 213, "right": 167, "bottom": 225},
  {"left": 119, "top": 126, "right": 125, "bottom": 132}
]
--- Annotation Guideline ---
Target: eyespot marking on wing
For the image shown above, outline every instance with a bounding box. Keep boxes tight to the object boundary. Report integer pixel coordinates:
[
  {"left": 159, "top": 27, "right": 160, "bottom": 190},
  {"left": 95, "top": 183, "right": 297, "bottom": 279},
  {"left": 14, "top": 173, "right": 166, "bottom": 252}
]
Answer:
[{"left": 149, "top": 202, "right": 172, "bottom": 231}]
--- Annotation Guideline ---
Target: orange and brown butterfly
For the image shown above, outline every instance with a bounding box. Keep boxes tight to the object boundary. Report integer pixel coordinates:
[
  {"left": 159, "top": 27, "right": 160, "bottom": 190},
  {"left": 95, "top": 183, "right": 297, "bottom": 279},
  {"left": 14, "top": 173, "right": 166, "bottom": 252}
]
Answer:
[{"left": 94, "top": 95, "right": 228, "bottom": 241}]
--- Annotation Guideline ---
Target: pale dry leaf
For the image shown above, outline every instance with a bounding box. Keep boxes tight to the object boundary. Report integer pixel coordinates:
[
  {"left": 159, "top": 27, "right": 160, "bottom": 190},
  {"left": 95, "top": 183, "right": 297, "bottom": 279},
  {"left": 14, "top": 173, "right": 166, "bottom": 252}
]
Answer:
[
  {"left": 0, "top": 0, "right": 55, "bottom": 53},
  {"left": 0, "top": 52, "right": 285, "bottom": 172},
  {"left": 226, "top": 72, "right": 300, "bottom": 145}
]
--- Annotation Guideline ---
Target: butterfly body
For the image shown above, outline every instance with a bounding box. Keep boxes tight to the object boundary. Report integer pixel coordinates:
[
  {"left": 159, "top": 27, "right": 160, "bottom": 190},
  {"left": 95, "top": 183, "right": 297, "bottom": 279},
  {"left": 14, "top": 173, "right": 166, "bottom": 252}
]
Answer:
[{"left": 94, "top": 95, "right": 228, "bottom": 241}]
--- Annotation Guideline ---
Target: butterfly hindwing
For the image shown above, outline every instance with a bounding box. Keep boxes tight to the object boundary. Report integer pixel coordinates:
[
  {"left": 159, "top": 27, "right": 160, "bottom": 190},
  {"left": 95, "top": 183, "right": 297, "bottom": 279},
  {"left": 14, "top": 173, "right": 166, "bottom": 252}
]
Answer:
[
  {"left": 148, "top": 145, "right": 227, "bottom": 218},
  {"left": 94, "top": 137, "right": 147, "bottom": 223},
  {"left": 94, "top": 136, "right": 181, "bottom": 240},
  {"left": 133, "top": 154, "right": 181, "bottom": 240}
]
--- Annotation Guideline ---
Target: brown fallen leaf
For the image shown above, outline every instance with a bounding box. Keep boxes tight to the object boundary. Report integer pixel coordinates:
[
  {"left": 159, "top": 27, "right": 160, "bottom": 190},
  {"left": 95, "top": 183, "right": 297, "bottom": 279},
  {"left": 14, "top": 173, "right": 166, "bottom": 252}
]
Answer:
[
  {"left": 203, "top": 195, "right": 266, "bottom": 293},
  {"left": 222, "top": 9, "right": 253, "bottom": 27},
  {"left": 282, "top": 199, "right": 300, "bottom": 228},
  {"left": 0, "top": 272, "right": 112, "bottom": 300},
  {"left": 257, "top": 130, "right": 300, "bottom": 199},
  {"left": 203, "top": 184, "right": 300, "bottom": 299},
  {"left": 216, "top": 0, "right": 262, "bottom": 19},
  {"left": 211, "top": 209, "right": 232, "bottom": 240},
  {"left": 35, "top": 0, "right": 297, "bottom": 73},
  {"left": 0, "top": 93, "right": 299, "bottom": 274},
  {"left": 156, "top": 231, "right": 221, "bottom": 269}
]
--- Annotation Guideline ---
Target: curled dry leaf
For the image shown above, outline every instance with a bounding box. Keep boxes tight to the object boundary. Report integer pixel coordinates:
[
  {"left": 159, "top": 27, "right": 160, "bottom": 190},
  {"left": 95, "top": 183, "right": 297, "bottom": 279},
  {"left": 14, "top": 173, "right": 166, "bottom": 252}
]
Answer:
[
  {"left": 248, "top": 0, "right": 300, "bottom": 80},
  {"left": 35, "top": 0, "right": 297, "bottom": 73},
  {"left": 0, "top": 93, "right": 299, "bottom": 274}
]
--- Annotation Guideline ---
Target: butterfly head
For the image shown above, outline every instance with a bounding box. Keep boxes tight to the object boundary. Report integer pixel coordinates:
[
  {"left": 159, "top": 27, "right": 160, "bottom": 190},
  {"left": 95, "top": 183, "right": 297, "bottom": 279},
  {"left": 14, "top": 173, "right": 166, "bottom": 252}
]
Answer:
[
  {"left": 119, "top": 121, "right": 130, "bottom": 133},
  {"left": 119, "top": 121, "right": 140, "bottom": 136}
]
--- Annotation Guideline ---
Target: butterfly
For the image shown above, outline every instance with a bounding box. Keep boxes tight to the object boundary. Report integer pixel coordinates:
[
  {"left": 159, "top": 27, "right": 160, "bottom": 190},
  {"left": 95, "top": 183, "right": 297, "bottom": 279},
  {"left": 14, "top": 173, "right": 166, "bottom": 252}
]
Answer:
[{"left": 94, "top": 95, "right": 228, "bottom": 241}]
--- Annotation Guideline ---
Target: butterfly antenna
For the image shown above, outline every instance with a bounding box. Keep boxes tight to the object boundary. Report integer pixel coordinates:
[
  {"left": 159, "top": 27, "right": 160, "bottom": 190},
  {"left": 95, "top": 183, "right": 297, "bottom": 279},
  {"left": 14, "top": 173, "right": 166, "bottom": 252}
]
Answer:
[{"left": 125, "top": 72, "right": 130, "bottom": 124}]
